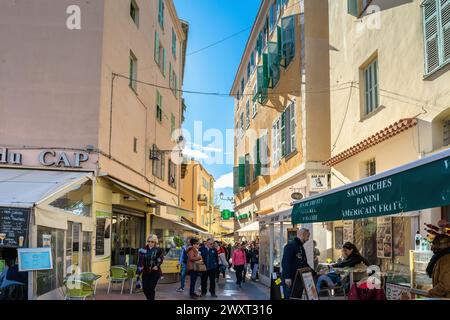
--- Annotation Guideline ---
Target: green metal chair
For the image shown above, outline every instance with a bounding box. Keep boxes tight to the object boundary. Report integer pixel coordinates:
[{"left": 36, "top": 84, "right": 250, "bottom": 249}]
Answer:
[
  {"left": 127, "top": 265, "right": 138, "bottom": 294},
  {"left": 80, "top": 272, "right": 101, "bottom": 298},
  {"left": 63, "top": 279, "right": 94, "bottom": 300},
  {"left": 107, "top": 266, "right": 127, "bottom": 294}
]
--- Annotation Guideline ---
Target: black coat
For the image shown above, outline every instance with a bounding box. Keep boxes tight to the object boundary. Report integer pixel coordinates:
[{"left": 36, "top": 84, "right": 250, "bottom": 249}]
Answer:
[{"left": 281, "top": 237, "right": 315, "bottom": 280}]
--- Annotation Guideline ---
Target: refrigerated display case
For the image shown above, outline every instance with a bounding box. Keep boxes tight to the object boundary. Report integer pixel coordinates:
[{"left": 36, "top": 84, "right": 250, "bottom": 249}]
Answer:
[{"left": 409, "top": 250, "right": 433, "bottom": 291}]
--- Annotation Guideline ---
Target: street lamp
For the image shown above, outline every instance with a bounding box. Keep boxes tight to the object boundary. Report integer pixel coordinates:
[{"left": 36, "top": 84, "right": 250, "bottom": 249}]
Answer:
[{"left": 219, "top": 192, "right": 235, "bottom": 203}]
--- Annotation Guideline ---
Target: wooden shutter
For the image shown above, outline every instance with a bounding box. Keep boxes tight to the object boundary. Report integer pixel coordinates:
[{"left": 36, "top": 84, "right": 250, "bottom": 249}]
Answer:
[
  {"left": 154, "top": 32, "right": 159, "bottom": 64},
  {"left": 268, "top": 42, "right": 280, "bottom": 88},
  {"left": 238, "top": 157, "right": 245, "bottom": 187},
  {"left": 255, "top": 138, "right": 261, "bottom": 177},
  {"left": 442, "top": 0, "right": 450, "bottom": 63},
  {"left": 162, "top": 47, "right": 166, "bottom": 76},
  {"left": 281, "top": 111, "right": 286, "bottom": 157},
  {"left": 423, "top": 0, "right": 440, "bottom": 73},
  {"left": 285, "top": 106, "right": 291, "bottom": 156}
]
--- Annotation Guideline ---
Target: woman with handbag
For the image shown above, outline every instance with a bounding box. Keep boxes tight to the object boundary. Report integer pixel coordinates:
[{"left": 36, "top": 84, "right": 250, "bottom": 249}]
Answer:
[
  {"left": 137, "top": 234, "right": 164, "bottom": 300},
  {"left": 186, "top": 238, "right": 205, "bottom": 299}
]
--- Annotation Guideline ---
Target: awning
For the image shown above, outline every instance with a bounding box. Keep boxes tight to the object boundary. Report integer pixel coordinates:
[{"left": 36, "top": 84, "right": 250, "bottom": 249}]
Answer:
[
  {"left": 292, "top": 148, "right": 450, "bottom": 224},
  {"left": 258, "top": 208, "right": 292, "bottom": 224},
  {"left": 152, "top": 215, "right": 210, "bottom": 235},
  {"left": 236, "top": 221, "right": 259, "bottom": 233},
  {"left": 106, "top": 176, "right": 166, "bottom": 205},
  {"left": 0, "top": 169, "right": 92, "bottom": 208}
]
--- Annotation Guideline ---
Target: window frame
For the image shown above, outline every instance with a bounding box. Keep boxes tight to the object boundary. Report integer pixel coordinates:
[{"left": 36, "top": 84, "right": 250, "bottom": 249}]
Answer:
[
  {"left": 130, "top": 0, "right": 139, "bottom": 27},
  {"left": 129, "top": 51, "right": 138, "bottom": 92},
  {"left": 362, "top": 58, "right": 379, "bottom": 116}
]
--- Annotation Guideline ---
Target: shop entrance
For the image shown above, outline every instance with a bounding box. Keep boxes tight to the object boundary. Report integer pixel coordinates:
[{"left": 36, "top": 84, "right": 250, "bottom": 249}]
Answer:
[{"left": 111, "top": 207, "right": 146, "bottom": 266}]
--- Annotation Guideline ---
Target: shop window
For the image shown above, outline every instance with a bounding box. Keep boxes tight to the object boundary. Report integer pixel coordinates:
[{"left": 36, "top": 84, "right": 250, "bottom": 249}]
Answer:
[
  {"left": 334, "top": 227, "right": 344, "bottom": 249},
  {"left": 36, "top": 227, "right": 64, "bottom": 297},
  {"left": 365, "top": 158, "right": 376, "bottom": 177},
  {"left": 130, "top": 0, "right": 139, "bottom": 27},
  {"left": 48, "top": 180, "right": 92, "bottom": 217}
]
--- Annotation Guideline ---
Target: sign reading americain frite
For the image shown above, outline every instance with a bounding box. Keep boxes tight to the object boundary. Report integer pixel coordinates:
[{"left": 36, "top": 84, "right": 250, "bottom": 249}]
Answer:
[{"left": 292, "top": 155, "right": 450, "bottom": 224}]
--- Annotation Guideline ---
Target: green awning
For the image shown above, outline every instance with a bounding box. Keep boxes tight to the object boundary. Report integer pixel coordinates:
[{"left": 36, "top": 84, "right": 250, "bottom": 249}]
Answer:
[{"left": 292, "top": 148, "right": 450, "bottom": 224}]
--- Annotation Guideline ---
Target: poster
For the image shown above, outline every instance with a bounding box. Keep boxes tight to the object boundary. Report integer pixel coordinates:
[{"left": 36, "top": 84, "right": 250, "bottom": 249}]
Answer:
[
  {"left": 17, "top": 248, "right": 53, "bottom": 272},
  {"left": 308, "top": 173, "right": 328, "bottom": 192},
  {"left": 377, "top": 217, "right": 392, "bottom": 258},
  {"left": 302, "top": 271, "right": 319, "bottom": 300},
  {"left": 334, "top": 227, "right": 343, "bottom": 249},
  {"left": 42, "top": 234, "right": 52, "bottom": 248},
  {"left": 386, "top": 283, "right": 415, "bottom": 300},
  {"left": 343, "top": 220, "right": 354, "bottom": 243},
  {"left": 393, "top": 217, "right": 405, "bottom": 257}
]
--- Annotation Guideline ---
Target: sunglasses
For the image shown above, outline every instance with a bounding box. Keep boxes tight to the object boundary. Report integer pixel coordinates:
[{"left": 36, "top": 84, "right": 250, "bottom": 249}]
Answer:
[{"left": 147, "top": 240, "right": 156, "bottom": 243}]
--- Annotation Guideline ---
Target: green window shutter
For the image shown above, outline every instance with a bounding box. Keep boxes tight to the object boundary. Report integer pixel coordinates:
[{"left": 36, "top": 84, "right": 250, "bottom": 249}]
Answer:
[
  {"left": 162, "top": 48, "right": 166, "bottom": 76},
  {"left": 238, "top": 157, "right": 245, "bottom": 187},
  {"left": 441, "top": 0, "right": 450, "bottom": 63},
  {"left": 423, "top": 0, "right": 440, "bottom": 73},
  {"left": 245, "top": 154, "right": 250, "bottom": 186},
  {"left": 281, "top": 15, "right": 295, "bottom": 68},
  {"left": 154, "top": 32, "right": 159, "bottom": 64},
  {"left": 281, "top": 111, "right": 286, "bottom": 157},
  {"left": 348, "top": 0, "right": 359, "bottom": 17},
  {"left": 129, "top": 55, "right": 133, "bottom": 88},
  {"left": 169, "top": 62, "right": 172, "bottom": 88},
  {"left": 172, "top": 28, "right": 177, "bottom": 58},
  {"left": 285, "top": 105, "right": 291, "bottom": 155},
  {"left": 255, "top": 138, "right": 261, "bottom": 177},
  {"left": 267, "top": 42, "right": 280, "bottom": 88}
]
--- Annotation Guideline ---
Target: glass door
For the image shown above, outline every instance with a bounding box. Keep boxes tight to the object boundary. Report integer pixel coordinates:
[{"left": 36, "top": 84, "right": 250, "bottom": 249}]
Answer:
[
  {"left": 66, "top": 222, "right": 81, "bottom": 274},
  {"left": 111, "top": 213, "right": 145, "bottom": 266}
]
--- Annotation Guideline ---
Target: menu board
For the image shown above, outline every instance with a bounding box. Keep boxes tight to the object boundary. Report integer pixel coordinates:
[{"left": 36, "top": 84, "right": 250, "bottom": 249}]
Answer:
[
  {"left": 0, "top": 207, "right": 31, "bottom": 248},
  {"left": 386, "top": 283, "right": 415, "bottom": 300},
  {"left": 377, "top": 217, "right": 393, "bottom": 258},
  {"left": 95, "top": 218, "right": 106, "bottom": 256}
]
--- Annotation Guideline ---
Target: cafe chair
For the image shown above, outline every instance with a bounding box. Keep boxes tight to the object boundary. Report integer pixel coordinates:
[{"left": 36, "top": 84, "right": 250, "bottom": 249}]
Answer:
[
  {"left": 107, "top": 266, "right": 127, "bottom": 295},
  {"left": 79, "top": 272, "right": 101, "bottom": 298},
  {"left": 126, "top": 265, "right": 137, "bottom": 294},
  {"left": 63, "top": 279, "right": 94, "bottom": 300}
]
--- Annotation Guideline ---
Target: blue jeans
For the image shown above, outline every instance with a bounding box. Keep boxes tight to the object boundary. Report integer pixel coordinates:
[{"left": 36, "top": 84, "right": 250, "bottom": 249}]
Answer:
[
  {"left": 189, "top": 271, "right": 198, "bottom": 296},
  {"left": 179, "top": 263, "right": 187, "bottom": 289},
  {"left": 282, "top": 279, "right": 292, "bottom": 300},
  {"left": 316, "top": 275, "right": 335, "bottom": 292}
]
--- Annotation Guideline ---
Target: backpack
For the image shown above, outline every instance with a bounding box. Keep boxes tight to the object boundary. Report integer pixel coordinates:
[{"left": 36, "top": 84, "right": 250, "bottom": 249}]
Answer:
[{"left": 182, "top": 247, "right": 188, "bottom": 264}]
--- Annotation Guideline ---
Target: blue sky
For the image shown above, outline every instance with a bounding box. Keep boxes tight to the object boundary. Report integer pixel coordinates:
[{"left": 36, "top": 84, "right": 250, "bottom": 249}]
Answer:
[{"left": 174, "top": 0, "right": 261, "bottom": 210}]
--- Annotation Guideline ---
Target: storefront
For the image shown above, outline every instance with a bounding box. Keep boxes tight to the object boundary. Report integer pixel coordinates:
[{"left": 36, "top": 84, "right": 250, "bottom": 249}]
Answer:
[
  {"left": 290, "top": 147, "right": 450, "bottom": 298},
  {"left": 0, "top": 168, "right": 95, "bottom": 300}
]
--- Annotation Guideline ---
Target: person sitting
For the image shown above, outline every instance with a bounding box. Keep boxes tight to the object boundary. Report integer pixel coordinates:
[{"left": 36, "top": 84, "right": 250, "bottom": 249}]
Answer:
[{"left": 331, "top": 242, "right": 369, "bottom": 269}]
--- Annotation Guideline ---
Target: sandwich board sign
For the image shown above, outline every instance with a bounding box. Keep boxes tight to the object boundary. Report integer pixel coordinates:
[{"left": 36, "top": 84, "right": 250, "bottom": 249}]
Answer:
[{"left": 290, "top": 268, "right": 319, "bottom": 300}]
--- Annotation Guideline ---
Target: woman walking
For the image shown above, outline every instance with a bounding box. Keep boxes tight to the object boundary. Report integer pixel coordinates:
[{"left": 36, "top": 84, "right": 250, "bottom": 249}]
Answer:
[
  {"left": 186, "top": 238, "right": 204, "bottom": 299},
  {"left": 137, "top": 235, "right": 164, "bottom": 300},
  {"left": 232, "top": 242, "right": 247, "bottom": 288}
]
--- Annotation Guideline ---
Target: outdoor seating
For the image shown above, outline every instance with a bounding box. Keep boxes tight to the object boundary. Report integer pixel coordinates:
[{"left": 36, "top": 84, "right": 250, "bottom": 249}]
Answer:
[
  {"left": 79, "top": 272, "right": 101, "bottom": 297},
  {"left": 107, "top": 266, "right": 127, "bottom": 294},
  {"left": 126, "top": 265, "right": 138, "bottom": 294},
  {"left": 63, "top": 279, "right": 94, "bottom": 300}
]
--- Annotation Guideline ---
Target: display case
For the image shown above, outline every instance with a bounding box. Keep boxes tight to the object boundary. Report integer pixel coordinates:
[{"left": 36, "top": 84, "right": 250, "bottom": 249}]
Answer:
[
  {"left": 409, "top": 250, "right": 433, "bottom": 291},
  {"left": 160, "top": 247, "right": 181, "bottom": 284}
]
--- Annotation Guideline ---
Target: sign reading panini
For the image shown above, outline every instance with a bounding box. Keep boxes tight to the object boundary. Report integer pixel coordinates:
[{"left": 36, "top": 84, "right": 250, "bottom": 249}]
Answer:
[{"left": 292, "top": 155, "right": 450, "bottom": 224}]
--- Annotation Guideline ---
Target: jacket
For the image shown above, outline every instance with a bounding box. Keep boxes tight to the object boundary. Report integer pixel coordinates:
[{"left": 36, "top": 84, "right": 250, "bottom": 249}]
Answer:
[
  {"left": 332, "top": 252, "right": 369, "bottom": 269},
  {"left": 186, "top": 246, "right": 203, "bottom": 271},
  {"left": 244, "top": 248, "right": 251, "bottom": 263},
  {"left": 232, "top": 249, "right": 247, "bottom": 266},
  {"left": 137, "top": 246, "right": 164, "bottom": 276},
  {"left": 281, "top": 237, "right": 315, "bottom": 280},
  {"left": 429, "top": 253, "right": 450, "bottom": 298},
  {"left": 250, "top": 248, "right": 259, "bottom": 264},
  {"left": 178, "top": 245, "right": 188, "bottom": 265},
  {"left": 204, "top": 247, "right": 219, "bottom": 271}
]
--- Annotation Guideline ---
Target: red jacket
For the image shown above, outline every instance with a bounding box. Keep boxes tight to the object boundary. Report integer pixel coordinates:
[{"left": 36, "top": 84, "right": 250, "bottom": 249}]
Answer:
[{"left": 232, "top": 249, "right": 246, "bottom": 266}]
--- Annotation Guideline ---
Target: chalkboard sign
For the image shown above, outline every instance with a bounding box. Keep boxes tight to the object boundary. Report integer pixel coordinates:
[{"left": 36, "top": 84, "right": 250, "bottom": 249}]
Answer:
[
  {"left": 290, "top": 268, "right": 319, "bottom": 300},
  {"left": 95, "top": 218, "right": 106, "bottom": 256},
  {"left": 0, "top": 207, "right": 31, "bottom": 248}
]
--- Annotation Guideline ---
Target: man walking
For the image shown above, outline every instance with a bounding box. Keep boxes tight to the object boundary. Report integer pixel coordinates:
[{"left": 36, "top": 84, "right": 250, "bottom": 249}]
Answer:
[
  {"left": 201, "top": 239, "right": 219, "bottom": 297},
  {"left": 249, "top": 242, "right": 259, "bottom": 281},
  {"left": 281, "top": 228, "right": 316, "bottom": 299},
  {"left": 176, "top": 239, "right": 189, "bottom": 292}
]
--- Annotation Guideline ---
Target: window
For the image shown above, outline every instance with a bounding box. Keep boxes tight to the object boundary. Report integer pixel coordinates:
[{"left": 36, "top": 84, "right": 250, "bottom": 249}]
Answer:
[
  {"left": 250, "top": 50, "right": 255, "bottom": 74},
  {"left": 252, "top": 85, "right": 258, "bottom": 118},
  {"left": 240, "top": 112, "right": 244, "bottom": 137},
  {"left": 272, "top": 118, "right": 281, "bottom": 167},
  {"left": 281, "top": 15, "right": 296, "bottom": 68},
  {"left": 129, "top": 51, "right": 138, "bottom": 91},
  {"left": 171, "top": 113, "right": 176, "bottom": 135},
  {"left": 365, "top": 158, "right": 376, "bottom": 177},
  {"left": 241, "top": 79, "right": 245, "bottom": 97},
  {"left": 245, "top": 100, "right": 250, "bottom": 129},
  {"left": 363, "top": 59, "right": 379, "bottom": 115},
  {"left": 168, "top": 159, "right": 177, "bottom": 188},
  {"left": 202, "top": 177, "right": 210, "bottom": 190},
  {"left": 272, "top": 102, "right": 296, "bottom": 166},
  {"left": 133, "top": 137, "right": 138, "bottom": 153},
  {"left": 252, "top": 138, "right": 262, "bottom": 181},
  {"left": 158, "top": 0, "right": 165, "bottom": 29},
  {"left": 152, "top": 145, "right": 165, "bottom": 180},
  {"left": 444, "top": 119, "right": 450, "bottom": 146},
  {"left": 156, "top": 90, "right": 163, "bottom": 122},
  {"left": 269, "top": 2, "right": 276, "bottom": 33},
  {"left": 169, "top": 63, "right": 178, "bottom": 98},
  {"left": 154, "top": 32, "right": 166, "bottom": 76},
  {"left": 423, "top": 0, "right": 450, "bottom": 74},
  {"left": 130, "top": 0, "right": 139, "bottom": 27},
  {"left": 347, "top": 0, "right": 369, "bottom": 17},
  {"left": 172, "top": 28, "right": 177, "bottom": 59},
  {"left": 247, "top": 62, "right": 251, "bottom": 79},
  {"left": 49, "top": 180, "right": 92, "bottom": 217},
  {"left": 245, "top": 154, "right": 251, "bottom": 187},
  {"left": 236, "top": 90, "right": 240, "bottom": 100}
]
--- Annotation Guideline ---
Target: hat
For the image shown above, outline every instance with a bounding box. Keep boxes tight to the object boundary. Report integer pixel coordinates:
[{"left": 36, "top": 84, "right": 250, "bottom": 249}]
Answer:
[
  {"left": 147, "top": 235, "right": 159, "bottom": 243},
  {"left": 432, "top": 234, "right": 450, "bottom": 251}
]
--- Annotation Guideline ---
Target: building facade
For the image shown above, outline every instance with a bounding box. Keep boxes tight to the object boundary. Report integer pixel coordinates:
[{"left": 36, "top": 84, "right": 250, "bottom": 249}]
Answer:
[
  {"left": 322, "top": 0, "right": 450, "bottom": 282},
  {"left": 0, "top": 0, "right": 198, "bottom": 299},
  {"left": 230, "top": 0, "right": 330, "bottom": 285}
]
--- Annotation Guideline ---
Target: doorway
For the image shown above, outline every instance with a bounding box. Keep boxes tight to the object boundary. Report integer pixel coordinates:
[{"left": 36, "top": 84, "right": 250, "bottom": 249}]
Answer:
[{"left": 111, "top": 212, "right": 145, "bottom": 266}]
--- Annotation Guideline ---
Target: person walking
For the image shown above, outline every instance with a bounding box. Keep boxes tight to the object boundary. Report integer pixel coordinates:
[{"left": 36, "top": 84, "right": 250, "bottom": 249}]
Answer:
[
  {"left": 137, "top": 235, "right": 164, "bottom": 300},
  {"left": 226, "top": 243, "right": 232, "bottom": 269},
  {"left": 186, "top": 238, "right": 203, "bottom": 299},
  {"left": 249, "top": 242, "right": 259, "bottom": 281},
  {"left": 176, "top": 239, "right": 189, "bottom": 293},
  {"left": 281, "top": 228, "right": 315, "bottom": 299},
  {"left": 216, "top": 241, "right": 228, "bottom": 279},
  {"left": 201, "top": 239, "right": 219, "bottom": 298},
  {"left": 232, "top": 242, "right": 247, "bottom": 288},
  {"left": 427, "top": 234, "right": 450, "bottom": 298},
  {"left": 243, "top": 242, "right": 251, "bottom": 283}
]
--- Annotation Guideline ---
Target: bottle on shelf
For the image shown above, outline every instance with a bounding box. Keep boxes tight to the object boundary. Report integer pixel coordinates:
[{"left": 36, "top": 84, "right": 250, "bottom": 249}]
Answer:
[
  {"left": 424, "top": 223, "right": 440, "bottom": 232},
  {"left": 415, "top": 231, "right": 421, "bottom": 251},
  {"left": 424, "top": 228, "right": 439, "bottom": 236}
]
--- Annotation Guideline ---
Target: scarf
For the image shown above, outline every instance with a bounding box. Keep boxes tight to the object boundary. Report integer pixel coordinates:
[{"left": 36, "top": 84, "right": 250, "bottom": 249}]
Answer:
[{"left": 426, "top": 248, "right": 450, "bottom": 277}]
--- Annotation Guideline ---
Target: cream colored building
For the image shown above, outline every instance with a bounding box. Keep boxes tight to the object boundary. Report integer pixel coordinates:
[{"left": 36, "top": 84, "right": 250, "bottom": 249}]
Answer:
[
  {"left": 322, "top": 0, "right": 450, "bottom": 273},
  {"left": 230, "top": 0, "right": 330, "bottom": 285},
  {"left": 0, "top": 0, "right": 199, "bottom": 299}
]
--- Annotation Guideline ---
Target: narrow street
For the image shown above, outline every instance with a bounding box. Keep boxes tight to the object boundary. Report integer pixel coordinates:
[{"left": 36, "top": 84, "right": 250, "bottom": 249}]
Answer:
[{"left": 95, "top": 271, "right": 269, "bottom": 301}]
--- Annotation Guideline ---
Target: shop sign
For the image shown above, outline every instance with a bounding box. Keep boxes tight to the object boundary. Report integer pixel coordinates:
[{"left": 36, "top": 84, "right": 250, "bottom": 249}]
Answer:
[
  {"left": 386, "top": 284, "right": 414, "bottom": 300},
  {"left": 17, "top": 248, "right": 53, "bottom": 272},
  {"left": 0, "top": 207, "right": 30, "bottom": 248},
  {"left": 292, "top": 154, "right": 450, "bottom": 224},
  {"left": 308, "top": 173, "right": 328, "bottom": 192}
]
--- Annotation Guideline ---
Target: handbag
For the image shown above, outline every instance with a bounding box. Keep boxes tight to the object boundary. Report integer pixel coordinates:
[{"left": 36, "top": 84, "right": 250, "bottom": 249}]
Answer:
[{"left": 193, "top": 260, "right": 207, "bottom": 272}]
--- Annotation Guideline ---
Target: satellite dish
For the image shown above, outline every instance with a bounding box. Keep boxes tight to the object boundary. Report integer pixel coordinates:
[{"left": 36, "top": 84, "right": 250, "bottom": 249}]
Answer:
[{"left": 291, "top": 192, "right": 303, "bottom": 200}]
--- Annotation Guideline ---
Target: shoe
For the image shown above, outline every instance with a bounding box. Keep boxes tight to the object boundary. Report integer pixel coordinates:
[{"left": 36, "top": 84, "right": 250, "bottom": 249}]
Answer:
[
  {"left": 176, "top": 287, "right": 184, "bottom": 292},
  {"left": 201, "top": 293, "right": 207, "bottom": 297},
  {"left": 211, "top": 294, "right": 218, "bottom": 298},
  {"left": 190, "top": 294, "right": 199, "bottom": 299}
]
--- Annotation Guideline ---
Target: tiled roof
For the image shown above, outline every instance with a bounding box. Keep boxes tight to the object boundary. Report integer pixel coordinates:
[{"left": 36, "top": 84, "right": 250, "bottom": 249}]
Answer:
[{"left": 324, "top": 118, "right": 418, "bottom": 166}]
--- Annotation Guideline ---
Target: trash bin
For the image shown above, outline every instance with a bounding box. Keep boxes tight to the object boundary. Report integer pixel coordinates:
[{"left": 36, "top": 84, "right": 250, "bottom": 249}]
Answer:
[{"left": 270, "top": 272, "right": 283, "bottom": 300}]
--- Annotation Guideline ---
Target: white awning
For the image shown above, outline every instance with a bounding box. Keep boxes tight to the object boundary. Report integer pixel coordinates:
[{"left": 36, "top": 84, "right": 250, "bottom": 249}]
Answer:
[
  {"left": 152, "top": 215, "right": 210, "bottom": 235},
  {"left": 106, "top": 176, "right": 166, "bottom": 205},
  {"left": 236, "top": 221, "right": 259, "bottom": 234},
  {"left": 0, "top": 168, "right": 92, "bottom": 208}
]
